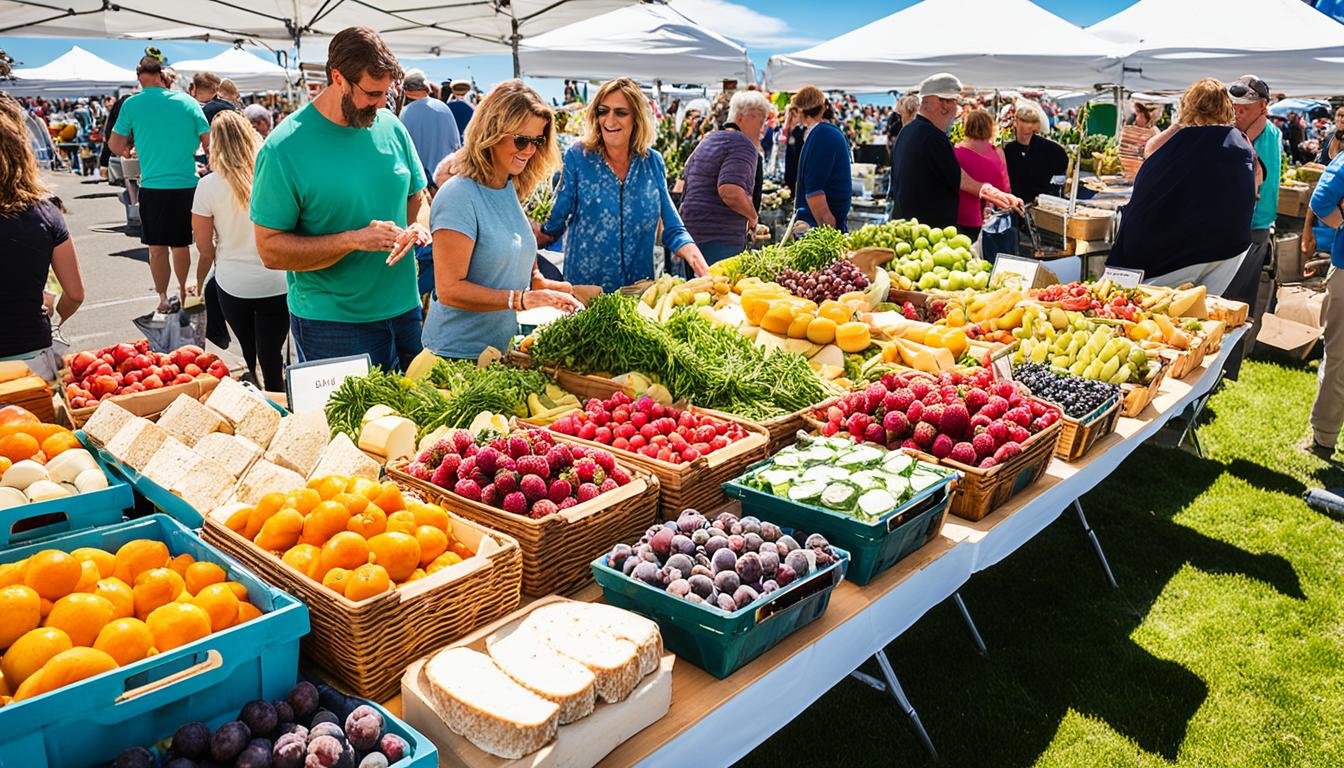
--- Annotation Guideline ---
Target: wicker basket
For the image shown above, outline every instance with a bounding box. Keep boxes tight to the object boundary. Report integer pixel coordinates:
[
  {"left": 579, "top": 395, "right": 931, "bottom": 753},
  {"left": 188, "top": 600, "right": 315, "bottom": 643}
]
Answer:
[
  {"left": 906, "top": 417, "right": 1062, "bottom": 522},
  {"left": 532, "top": 406, "right": 770, "bottom": 521},
  {"left": 388, "top": 459, "right": 660, "bottom": 597},
  {"left": 1120, "top": 358, "right": 1170, "bottom": 418},
  {"left": 1052, "top": 395, "right": 1121, "bottom": 462},
  {"left": 201, "top": 505, "right": 523, "bottom": 700}
]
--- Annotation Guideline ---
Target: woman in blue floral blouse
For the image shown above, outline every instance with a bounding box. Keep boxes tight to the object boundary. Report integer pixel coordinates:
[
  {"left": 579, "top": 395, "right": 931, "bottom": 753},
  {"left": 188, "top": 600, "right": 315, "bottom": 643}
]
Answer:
[{"left": 537, "top": 78, "right": 709, "bottom": 293}]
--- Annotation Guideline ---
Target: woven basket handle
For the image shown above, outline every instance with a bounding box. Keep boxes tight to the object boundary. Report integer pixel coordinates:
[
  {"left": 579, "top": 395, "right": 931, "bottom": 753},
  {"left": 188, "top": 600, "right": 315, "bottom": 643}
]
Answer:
[
  {"left": 397, "top": 551, "right": 493, "bottom": 602},
  {"left": 558, "top": 476, "right": 648, "bottom": 523}
]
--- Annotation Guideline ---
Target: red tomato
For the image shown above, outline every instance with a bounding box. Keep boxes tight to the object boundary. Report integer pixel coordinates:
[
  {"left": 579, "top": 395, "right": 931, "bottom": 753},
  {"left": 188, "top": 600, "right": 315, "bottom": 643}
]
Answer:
[
  {"left": 132, "top": 353, "right": 153, "bottom": 370},
  {"left": 195, "top": 353, "right": 217, "bottom": 369},
  {"left": 173, "top": 373, "right": 194, "bottom": 385},
  {"left": 124, "top": 371, "right": 141, "bottom": 384},
  {"left": 183, "top": 363, "right": 202, "bottom": 377},
  {"left": 94, "top": 363, "right": 114, "bottom": 377},
  {"left": 141, "top": 374, "right": 163, "bottom": 390},
  {"left": 111, "top": 343, "right": 136, "bottom": 364},
  {"left": 92, "top": 375, "right": 119, "bottom": 397},
  {"left": 160, "top": 364, "right": 180, "bottom": 379},
  {"left": 207, "top": 361, "right": 230, "bottom": 379},
  {"left": 70, "top": 351, "right": 98, "bottom": 377}
]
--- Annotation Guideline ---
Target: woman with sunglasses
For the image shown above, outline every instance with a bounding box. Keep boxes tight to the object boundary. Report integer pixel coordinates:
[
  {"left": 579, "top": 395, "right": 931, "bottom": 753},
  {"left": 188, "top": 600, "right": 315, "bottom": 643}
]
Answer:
[
  {"left": 536, "top": 78, "right": 709, "bottom": 292},
  {"left": 422, "top": 80, "right": 584, "bottom": 360}
]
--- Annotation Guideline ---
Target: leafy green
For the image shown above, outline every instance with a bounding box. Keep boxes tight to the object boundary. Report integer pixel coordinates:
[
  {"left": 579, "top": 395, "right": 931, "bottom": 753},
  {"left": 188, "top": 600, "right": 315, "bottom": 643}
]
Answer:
[{"left": 723, "top": 226, "right": 846, "bottom": 282}]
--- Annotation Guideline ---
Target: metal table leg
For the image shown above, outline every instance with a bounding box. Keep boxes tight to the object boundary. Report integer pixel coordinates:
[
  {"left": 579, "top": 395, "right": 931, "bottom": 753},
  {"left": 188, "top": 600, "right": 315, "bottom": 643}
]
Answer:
[
  {"left": 1175, "top": 371, "right": 1222, "bottom": 458},
  {"left": 1074, "top": 498, "right": 1118, "bottom": 588},
  {"left": 850, "top": 649, "right": 937, "bottom": 759},
  {"left": 953, "top": 591, "right": 987, "bottom": 655}
]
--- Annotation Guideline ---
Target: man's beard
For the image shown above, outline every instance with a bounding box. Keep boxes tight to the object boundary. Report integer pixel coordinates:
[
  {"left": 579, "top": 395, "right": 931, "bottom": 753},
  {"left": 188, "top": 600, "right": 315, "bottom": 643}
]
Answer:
[{"left": 342, "top": 89, "right": 378, "bottom": 128}]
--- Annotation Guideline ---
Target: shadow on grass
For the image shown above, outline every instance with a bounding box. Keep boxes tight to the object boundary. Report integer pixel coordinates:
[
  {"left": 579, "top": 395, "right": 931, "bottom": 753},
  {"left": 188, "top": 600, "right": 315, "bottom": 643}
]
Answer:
[{"left": 736, "top": 443, "right": 1304, "bottom": 768}]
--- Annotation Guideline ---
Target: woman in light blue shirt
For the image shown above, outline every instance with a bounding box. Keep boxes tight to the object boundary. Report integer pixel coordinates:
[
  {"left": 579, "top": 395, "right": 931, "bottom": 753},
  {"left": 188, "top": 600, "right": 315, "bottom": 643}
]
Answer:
[
  {"left": 422, "top": 81, "right": 583, "bottom": 359},
  {"left": 537, "top": 78, "right": 709, "bottom": 293}
]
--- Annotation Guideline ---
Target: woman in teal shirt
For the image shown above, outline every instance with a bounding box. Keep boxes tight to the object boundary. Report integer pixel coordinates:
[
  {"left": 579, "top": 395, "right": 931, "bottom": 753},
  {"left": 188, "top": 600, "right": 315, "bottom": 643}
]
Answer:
[
  {"left": 422, "top": 81, "right": 583, "bottom": 359},
  {"left": 537, "top": 78, "right": 709, "bottom": 292}
]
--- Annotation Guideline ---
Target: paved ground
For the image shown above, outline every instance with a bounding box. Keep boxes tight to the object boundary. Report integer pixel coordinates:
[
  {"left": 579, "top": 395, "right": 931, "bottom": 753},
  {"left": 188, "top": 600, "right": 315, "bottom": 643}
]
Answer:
[{"left": 49, "top": 169, "right": 250, "bottom": 369}]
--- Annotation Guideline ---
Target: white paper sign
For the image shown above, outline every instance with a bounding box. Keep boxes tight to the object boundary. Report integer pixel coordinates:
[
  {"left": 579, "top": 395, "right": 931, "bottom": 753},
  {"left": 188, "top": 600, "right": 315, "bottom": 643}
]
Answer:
[
  {"left": 991, "top": 255, "right": 1040, "bottom": 287},
  {"left": 990, "top": 342, "right": 1017, "bottom": 382},
  {"left": 1101, "top": 266, "right": 1145, "bottom": 289},
  {"left": 285, "top": 354, "right": 371, "bottom": 414}
]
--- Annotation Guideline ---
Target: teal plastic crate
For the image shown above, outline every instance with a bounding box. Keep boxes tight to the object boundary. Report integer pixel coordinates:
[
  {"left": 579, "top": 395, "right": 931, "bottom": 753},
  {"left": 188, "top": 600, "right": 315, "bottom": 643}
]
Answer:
[
  {"left": 723, "top": 464, "right": 958, "bottom": 585},
  {"left": 591, "top": 544, "right": 849, "bottom": 679},
  {"left": 0, "top": 514, "right": 310, "bottom": 768},
  {"left": 0, "top": 436, "right": 133, "bottom": 549}
]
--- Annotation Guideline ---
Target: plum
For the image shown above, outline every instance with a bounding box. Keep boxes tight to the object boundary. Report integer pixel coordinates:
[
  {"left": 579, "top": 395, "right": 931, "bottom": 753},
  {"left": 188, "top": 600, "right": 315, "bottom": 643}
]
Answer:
[
  {"left": 758, "top": 542, "right": 779, "bottom": 558},
  {"left": 690, "top": 564, "right": 712, "bottom": 578},
  {"left": 210, "top": 720, "right": 251, "bottom": 763},
  {"left": 743, "top": 533, "right": 763, "bottom": 553},
  {"left": 690, "top": 528, "right": 710, "bottom": 547},
  {"left": 815, "top": 549, "right": 835, "bottom": 568},
  {"left": 694, "top": 553, "right": 712, "bottom": 569},
  {"left": 727, "top": 534, "right": 745, "bottom": 553},
  {"left": 715, "top": 592, "right": 737, "bottom": 611},
  {"left": 636, "top": 544, "right": 658, "bottom": 563},
  {"left": 670, "top": 534, "right": 695, "bottom": 556},
  {"left": 305, "top": 734, "right": 347, "bottom": 768},
  {"left": 706, "top": 527, "right": 727, "bottom": 540},
  {"left": 272, "top": 733, "right": 306, "bottom": 768},
  {"left": 667, "top": 578, "right": 691, "bottom": 597},
  {"left": 309, "top": 723, "right": 345, "bottom": 742},
  {"left": 287, "top": 682, "right": 320, "bottom": 720},
  {"left": 662, "top": 566, "right": 682, "bottom": 584},
  {"left": 273, "top": 700, "right": 295, "bottom": 725},
  {"left": 666, "top": 553, "right": 695, "bottom": 576},
  {"left": 761, "top": 579, "right": 780, "bottom": 594},
  {"left": 632, "top": 560, "right": 661, "bottom": 586},
  {"left": 173, "top": 722, "right": 212, "bottom": 759},
  {"left": 713, "top": 511, "right": 737, "bottom": 530},
  {"left": 379, "top": 733, "right": 408, "bottom": 763},
  {"left": 758, "top": 550, "right": 780, "bottom": 578},
  {"left": 114, "top": 747, "right": 155, "bottom": 768},
  {"left": 728, "top": 521, "right": 744, "bottom": 536},
  {"left": 358, "top": 754, "right": 390, "bottom": 768},
  {"left": 676, "top": 512, "right": 706, "bottom": 533},
  {"left": 687, "top": 573, "right": 715, "bottom": 598},
  {"left": 776, "top": 564, "right": 797, "bottom": 587},
  {"left": 607, "top": 543, "right": 632, "bottom": 569},
  {"left": 704, "top": 535, "right": 729, "bottom": 556},
  {"left": 710, "top": 547, "right": 736, "bottom": 573},
  {"left": 776, "top": 534, "right": 800, "bottom": 554},
  {"left": 713, "top": 569, "right": 740, "bottom": 595},
  {"left": 735, "top": 552, "right": 763, "bottom": 584},
  {"left": 740, "top": 516, "right": 762, "bottom": 535},
  {"left": 759, "top": 522, "right": 782, "bottom": 542},
  {"left": 649, "top": 528, "right": 675, "bottom": 558},
  {"left": 733, "top": 585, "right": 759, "bottom": 607},
  {"left": 345, "top": 705, "right": 384, "bottom": 752},
  {"left": 311, "top": 709, "right": 340, "bottom": 727},
  {"left": 784, "top": 550, "right": 811, "bottom": 578},
  {"left": 621, "top": 556, "right": 638, "bottom": 576},
  {"left": 236, "top": 743, "right": 273, "bottom": 768},
  {"left": 277, "top": 723, "right": 308, "bottom": 741},
  {"left": 241, "top": 700, "right": 279, "bottom": 738},
  {"left": 805, "top": 533, "right": 829, "bottom": 550}
]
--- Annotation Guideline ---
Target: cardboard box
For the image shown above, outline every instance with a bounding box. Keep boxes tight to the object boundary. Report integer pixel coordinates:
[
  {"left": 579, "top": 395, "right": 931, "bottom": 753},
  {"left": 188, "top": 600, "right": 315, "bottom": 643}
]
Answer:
[
  {"left": 1030, "top": 206, "right": 1113, "bottom": 241},
  {"left": 1258, "top": 284, "right": 1327, "bottom": 359},
  {"left": 1278, "top": 183, "right": 1314, "bottom": 218}
]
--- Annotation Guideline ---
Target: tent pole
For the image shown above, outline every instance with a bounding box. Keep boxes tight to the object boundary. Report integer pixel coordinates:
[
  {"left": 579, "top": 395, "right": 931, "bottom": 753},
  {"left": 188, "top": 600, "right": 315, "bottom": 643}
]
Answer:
[
  {"left": 1113, "top": 84, "right": 1122, "bottom": 136},
  {"left": 511, "top": 17, "right": 521, "bottom": 78}
]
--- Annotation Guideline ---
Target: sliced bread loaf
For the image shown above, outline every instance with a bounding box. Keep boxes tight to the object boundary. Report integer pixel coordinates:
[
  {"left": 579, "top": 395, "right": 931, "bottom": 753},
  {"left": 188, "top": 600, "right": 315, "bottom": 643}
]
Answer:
[
  {"left": 570, "top": 602, "right": 663, "bottom": 678},
  {"left": 157, "top": 393, "right": 228, "bottom": 446},
  {"left": 487, "top": 627, "right": 596, "bottom": 725},
  {"left": 422, "top": 647, "right": 559, "bottom": 759},
  {"left": 265, "top": 411, "right": 329, "bottom": 476},
  {"left": 194, "top": 432, "right": 262, "bottom": 479},
  {"left": 520, "top": 605, "right": 642, "bottom": 704},
  {"left": 105, "top": 418, "right": 168, "bottom": 471},
  {"left": 141, "top": 437, "right": 199, "bottom": 487},
  {"left": 82, "top": 400, "right": 136, "bottom": 445},
  {"left": 234, "top": 459, "right": 305, "bottom": 505}
]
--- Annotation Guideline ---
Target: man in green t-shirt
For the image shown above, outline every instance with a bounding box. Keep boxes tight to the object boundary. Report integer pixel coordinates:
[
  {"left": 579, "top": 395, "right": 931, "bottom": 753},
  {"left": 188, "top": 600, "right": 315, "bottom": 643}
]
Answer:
[
  {"left": 109, "top": 55, "right": 210, "bottom": 313},
  {"left": 251, "top": 26, "right": 428, "bottom": 371}
]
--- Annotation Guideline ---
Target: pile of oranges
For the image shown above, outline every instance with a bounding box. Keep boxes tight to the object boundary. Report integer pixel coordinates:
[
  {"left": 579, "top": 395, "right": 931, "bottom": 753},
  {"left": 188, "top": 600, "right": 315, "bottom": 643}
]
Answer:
[
  {"left": 0, "top": 539, "right": 262, "bottom": 706},
  {"left": 0, "top": 405, "right": 84, "bottom": 470},
  {"left": 223, "top": 475, "right": 474, "bottom": 602}
]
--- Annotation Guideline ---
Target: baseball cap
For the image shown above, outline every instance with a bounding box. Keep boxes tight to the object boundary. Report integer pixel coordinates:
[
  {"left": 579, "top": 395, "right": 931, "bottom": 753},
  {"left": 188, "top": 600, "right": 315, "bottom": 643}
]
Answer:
[
  {"left": 1228, "top": 75, "right": 1269, "bottom": 104},
  {"left": 450, "top": 80, "right": 471, "bottom": 94},
  {"left": 402, "top": 69, "right": 429, "bottom": 92},
  {"left": 918, "top": 72, "right": 963, "bottom": 100}
]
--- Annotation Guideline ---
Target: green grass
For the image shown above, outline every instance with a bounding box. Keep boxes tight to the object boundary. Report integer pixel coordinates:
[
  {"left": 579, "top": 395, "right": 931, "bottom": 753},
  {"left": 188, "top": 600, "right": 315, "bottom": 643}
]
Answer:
[{"left": 738, "top": 356, "right": 1344, "bottom": 768}]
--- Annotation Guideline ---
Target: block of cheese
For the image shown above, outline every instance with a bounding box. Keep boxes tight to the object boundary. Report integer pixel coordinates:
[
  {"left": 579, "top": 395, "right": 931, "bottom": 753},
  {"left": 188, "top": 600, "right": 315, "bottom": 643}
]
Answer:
[
  {"left": 205, "top": 377, "right": 280, "bottom": 446},
  {"left": 105, "top": 418, "right": 169, "bottom": 471},
  {"left": 141, "top": 437, "right": 199, "bottom": 487},
  {"left": 194, "top": 432, "right": 262, "bottom": 479},
  {"left": 422, "top": 647, "right": 559, "bottom": 760},
  {"left": 519, "top": 605, "right": 641, "bottom": 704},
  {"left": 310, "top": 432, "right": 380, "bottom": 480},
  {"left": 234, "top": 459, "right": 304, "bottom": 505},
  {"left": 157, "top": 394, "right": 229, "bottom": 447},
  {"left": 265, "top": 411, "right": 330, "bottom": 476},
  {"left": 82, "top": 400, "right": 136, "bottom": 445},
  {"left": 486, "top": 628, "right": 596, "bottom": 725}
]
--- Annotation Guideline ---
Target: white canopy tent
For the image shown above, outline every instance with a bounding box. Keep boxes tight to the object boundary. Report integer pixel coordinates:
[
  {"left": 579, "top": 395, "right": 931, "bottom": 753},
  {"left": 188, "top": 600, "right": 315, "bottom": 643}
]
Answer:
[
  {"left": 0, "top": 0, "right": 633, "bottom": 74},
  {"left": 1090, "top": 0, "right": 1344, "bottom": 95},
  {"left": 5, "top": 45, "right": 136, "bottom": 95},
  {"left": 172, "top": 47, "right": 293, "bottom": 93},
  {"left": 518, "top": 1, "right": 754, "bottom": 84},
  {"left": 764, "top": 0, "right": 1128, "bottom": 92}
]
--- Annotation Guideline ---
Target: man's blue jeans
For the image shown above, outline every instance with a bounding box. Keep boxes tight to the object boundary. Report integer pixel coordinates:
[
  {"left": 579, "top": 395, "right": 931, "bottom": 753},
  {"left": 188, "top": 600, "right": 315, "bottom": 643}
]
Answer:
[{"left": 290, "top": 307, "right": 423, "bottom": 371}]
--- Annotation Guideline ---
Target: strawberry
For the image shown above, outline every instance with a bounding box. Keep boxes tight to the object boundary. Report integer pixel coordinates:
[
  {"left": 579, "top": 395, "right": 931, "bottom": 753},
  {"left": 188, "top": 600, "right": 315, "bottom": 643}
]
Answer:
[
  {"left": 451, "top": 429, "right": 475, "bottom": 453},
  {"left": 882, "top": 410, "right": 910, "bottom": 437},
  {"left": 548, "top": 479, "right": 573, "bottom": 503},
  {"left": 577, "top": 482, "right": 601, "bottom": 503},
  {"left": 529, "top": 499, "right": 559, "bottom": 519},
  {"left": 987, "top": 420, "right": 1010, "bottom": 444},
  {"left": 939, "top": 403, "right": 970, "bottom": 439}
]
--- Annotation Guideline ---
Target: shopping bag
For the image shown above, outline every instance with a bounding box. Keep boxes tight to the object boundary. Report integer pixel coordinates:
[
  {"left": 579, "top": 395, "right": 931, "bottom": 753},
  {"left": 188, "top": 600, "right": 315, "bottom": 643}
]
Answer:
[
  {"left": 980, "top": 208, "right": 1018, "bottom": 264},
  {"left": 132, "top": 307, "right": 206, "bottom": 353}
]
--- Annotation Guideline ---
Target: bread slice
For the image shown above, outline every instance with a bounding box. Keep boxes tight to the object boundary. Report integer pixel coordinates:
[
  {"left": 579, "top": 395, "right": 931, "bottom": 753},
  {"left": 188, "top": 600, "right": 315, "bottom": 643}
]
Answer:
[
  {"left": 195, "top": 432, "right": 262, "bottom": 479},
  {"left": 157, "top": 394, "right": 229, "bottom": 447},
  {"left": 519, "top": 604, "right": 642, "bottom": 704},
  {"left": 105, "top": 418, "right": 169, "bottom": 471},
  {"left": 205, "top": 377, "right": 280, "bottom": 446},
  {"left": 82, "top": 400, "right": 136, "bottom": 445},
  {"left": 422, "top": 647, "right": 559, "bottom": 759},
  {"left": 234, "top": 459, "right": 304, "bottom": 505},
  {"left": 310, "top": 432, "right": 380, "bottom": 480},
  {"left": 487, "top": 627, "right": 596, "bottom": 725},
  {"left": 141, "top": 437, "right": 199, "bottom": 487},
  {"left": 172, "top": 461, "right": 237, "bottom": 515},
  {"left": 570, "top": 602, "right": 662, "bottom": 678},
  {"left": 265, "top": 411, "right": 329, "bottom": 476},
  {"left": 233, "top": 399, "right": 281, "bottom": 447}
]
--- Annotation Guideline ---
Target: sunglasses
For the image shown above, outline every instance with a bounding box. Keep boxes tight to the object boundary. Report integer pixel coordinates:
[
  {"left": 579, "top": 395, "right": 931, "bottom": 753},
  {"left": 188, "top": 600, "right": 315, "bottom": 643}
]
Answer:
[
  {"left": 511, "top": 134, "right": 547, "bottom": 150},
  {"left": 1228, "top": 83, "right": 1265, "bottom": 100},
  {"left": 144, "top": 46, "right": 165, "bottom": 63},
  {"left": 594, "top": 105, "right": 631, "bottom": 118},
  {"left": 344, "top": 78, "right": 389, "bottom": 101}
]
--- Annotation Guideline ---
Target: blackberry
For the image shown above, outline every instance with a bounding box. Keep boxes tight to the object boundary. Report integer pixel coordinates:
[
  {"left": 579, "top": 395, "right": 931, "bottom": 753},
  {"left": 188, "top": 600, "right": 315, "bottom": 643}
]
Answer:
[{"left": 1013, "top": 363, "right": 1120, "bottom": 419}]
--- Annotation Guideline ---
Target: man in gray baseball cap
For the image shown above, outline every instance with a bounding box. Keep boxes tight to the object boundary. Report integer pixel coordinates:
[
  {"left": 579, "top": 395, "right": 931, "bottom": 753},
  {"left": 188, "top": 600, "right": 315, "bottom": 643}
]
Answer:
[
  {"left": 887, "top": 72, "right": 1020, "bottom": 232},
  {"left": 399, "top": 67, "right": 461, "bottom": 192}
]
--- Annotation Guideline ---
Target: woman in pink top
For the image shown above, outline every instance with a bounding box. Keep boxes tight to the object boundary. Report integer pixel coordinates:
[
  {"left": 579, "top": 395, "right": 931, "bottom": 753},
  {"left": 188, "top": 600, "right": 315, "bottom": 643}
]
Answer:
[{"left": 954, "top": 108, "right": 1012, "bottom": 240}]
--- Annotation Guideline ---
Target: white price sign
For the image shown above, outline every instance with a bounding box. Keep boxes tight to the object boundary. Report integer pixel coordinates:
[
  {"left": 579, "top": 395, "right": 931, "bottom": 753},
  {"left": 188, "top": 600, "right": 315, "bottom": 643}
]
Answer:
[
  {"left": 991, "top": 255, "right": 1040, "bottom": 287},
  {"left": 1101, "top": 266, "right": 1145, "bottom": 288},
  {"left": 991, "top": 342, "right": 1017, "bottom": 382},
  {"left": 286, "top": 354, "right": 371, "bottom": 414}
]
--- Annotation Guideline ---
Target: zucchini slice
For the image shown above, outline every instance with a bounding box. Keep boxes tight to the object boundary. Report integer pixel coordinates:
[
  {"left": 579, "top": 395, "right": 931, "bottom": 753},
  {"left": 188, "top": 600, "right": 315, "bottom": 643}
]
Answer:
[{"left": 857, "top": 489, "right": 898, "bottom": 519}]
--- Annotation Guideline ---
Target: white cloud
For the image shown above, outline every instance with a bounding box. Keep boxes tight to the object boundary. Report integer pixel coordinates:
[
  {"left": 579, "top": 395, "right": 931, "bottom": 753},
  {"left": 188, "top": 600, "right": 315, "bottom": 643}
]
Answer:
[{"left": 668, "top": 0, "right": 821, "bottom": 48}]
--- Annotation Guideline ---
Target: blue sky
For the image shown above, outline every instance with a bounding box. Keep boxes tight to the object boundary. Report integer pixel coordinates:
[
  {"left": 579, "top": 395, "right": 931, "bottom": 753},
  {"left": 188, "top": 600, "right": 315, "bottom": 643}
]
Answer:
[{"left": 0, "top": 0, "right": 1136, "bottom": 102}]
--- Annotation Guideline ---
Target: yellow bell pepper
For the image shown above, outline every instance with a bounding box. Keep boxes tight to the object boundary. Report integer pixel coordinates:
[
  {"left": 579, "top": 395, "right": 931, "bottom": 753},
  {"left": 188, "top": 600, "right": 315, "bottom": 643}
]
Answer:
[
  {"left": 806, "top": 316, "right": 837, "bottom": 345},
  {"left": 923, "top": 326, "right": 968, "bottom": 358}
]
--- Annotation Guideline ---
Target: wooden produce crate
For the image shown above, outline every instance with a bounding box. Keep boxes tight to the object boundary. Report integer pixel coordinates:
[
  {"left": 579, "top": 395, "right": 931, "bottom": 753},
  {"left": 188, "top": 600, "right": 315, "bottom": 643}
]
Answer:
[
  {"left": 1052, "top": 394, "right": 1121, "bottom": 462},
  {"left": 508, "top": 351, "right": 634, "bottom": 403},
  {"left": 905, "top": 416, "right": 1062, "bottom": 522},
  {"left": 0, "top": 374, "right": 55, "bottom": 423},
  {"left": 1030, "top": 206, "right": 1113, "bottom": 242},
  {"left": 388, "top": 459, "right": 660, "bottom": 597},
  {"left": 1207, "top": 297, "right": 1249, "bottom": 328},
  {"left": 1278, "top": 182, "right": 1314, "bottom": 218},
  {"left": 201, "top": 503, "right": 523, "bottom": 701},
  {"left": 1119, "top": 358, "right": 1170, "bottom": 418},
  {"left": 535, "top": 406, "right": 769, "bottom": 521}
]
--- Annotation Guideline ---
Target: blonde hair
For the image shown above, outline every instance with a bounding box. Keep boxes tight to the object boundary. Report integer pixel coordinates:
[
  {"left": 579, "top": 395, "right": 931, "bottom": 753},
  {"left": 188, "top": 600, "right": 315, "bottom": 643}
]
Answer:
[
  {"left": 0, "top": 93, "right": 49, "bottom": 217},
  {"left": 963, "top": 107, "right": 994, "bottom": 141},
  {"left": 218, "top": 78, "right": 241, "bottom": 104},
  {"left": 580, "top": 78, "right": 655, "bottom": 157},
  {"left": 1179, "top": 78, "right": 1233, "bottom": 127},
  {"left": 209, "top": 110, "right": 259, "bottom": 208},
  {"left": 728, "top": 90, "right": 770, "bottom": 124},
  {"left": 460, "top": 79, "right": 558, "bottom": 201},
  {"left": 1015, "top": 101, "right": 1045, "bottom": 125},
  {"left": 896, "top": 94, "right": 919, "bottom": 121}
]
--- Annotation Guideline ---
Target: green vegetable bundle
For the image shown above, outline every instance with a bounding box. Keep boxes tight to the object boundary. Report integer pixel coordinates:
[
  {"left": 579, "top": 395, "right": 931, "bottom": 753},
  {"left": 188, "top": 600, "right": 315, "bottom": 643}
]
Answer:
[
  {"left": 529, "top": 294, "right": 838, "bottom": 421},
  {"left": 723, "top": 225, "right": 846, "bottom": 283}
]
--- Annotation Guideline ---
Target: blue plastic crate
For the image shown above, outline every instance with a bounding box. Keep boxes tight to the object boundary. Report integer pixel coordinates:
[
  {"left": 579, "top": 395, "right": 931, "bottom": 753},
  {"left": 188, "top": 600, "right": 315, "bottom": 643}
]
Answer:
[
  {"left": 0, "top": 514, "right": 310, "bottom": 768},
  {"left": 0, "top": 436, "right": 134, "bottom": 549},
  {"left": 78, "top": 430, "right": 209, "bottom": 528}
]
